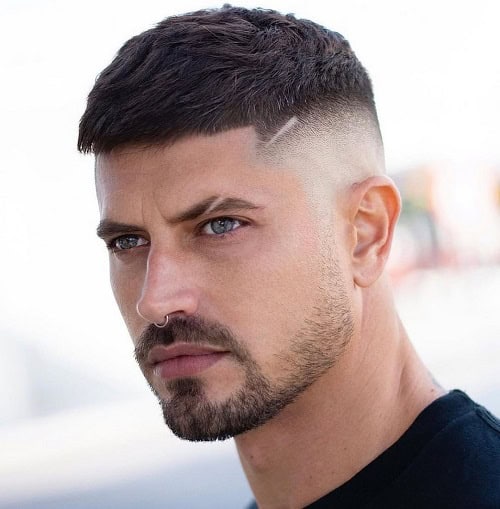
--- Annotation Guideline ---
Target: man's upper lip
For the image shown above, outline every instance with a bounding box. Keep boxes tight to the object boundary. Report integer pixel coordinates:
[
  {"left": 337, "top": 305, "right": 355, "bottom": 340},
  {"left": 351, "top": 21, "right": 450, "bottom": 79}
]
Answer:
[{"left": 147, "top": 344, "right": 225, "bottom": 365}]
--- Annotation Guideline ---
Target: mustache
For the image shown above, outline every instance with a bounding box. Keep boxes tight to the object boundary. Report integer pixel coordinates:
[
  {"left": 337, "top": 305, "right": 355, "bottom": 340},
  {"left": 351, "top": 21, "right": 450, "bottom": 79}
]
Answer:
[{"left": 134, "top": 315, "right": 248, "bottom": 365}]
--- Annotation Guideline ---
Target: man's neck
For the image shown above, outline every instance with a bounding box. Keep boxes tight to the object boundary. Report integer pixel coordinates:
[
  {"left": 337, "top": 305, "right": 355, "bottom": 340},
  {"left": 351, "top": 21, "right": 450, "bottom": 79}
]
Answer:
[{"left": 235, "top": 314, "right": 444, "bottom": 509}]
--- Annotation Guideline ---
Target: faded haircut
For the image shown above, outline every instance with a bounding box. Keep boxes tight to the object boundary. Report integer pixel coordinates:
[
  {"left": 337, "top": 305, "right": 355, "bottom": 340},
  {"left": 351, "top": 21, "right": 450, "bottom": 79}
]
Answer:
[{"left": 78, "top": 4, "right": 380, "bottom": 155}]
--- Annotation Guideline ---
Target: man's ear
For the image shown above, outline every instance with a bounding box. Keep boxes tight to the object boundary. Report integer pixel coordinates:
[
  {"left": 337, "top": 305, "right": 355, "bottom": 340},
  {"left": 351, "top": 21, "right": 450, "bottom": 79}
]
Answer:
[{"left": 349, "top": 176, "right": 401, "bottom": 287}]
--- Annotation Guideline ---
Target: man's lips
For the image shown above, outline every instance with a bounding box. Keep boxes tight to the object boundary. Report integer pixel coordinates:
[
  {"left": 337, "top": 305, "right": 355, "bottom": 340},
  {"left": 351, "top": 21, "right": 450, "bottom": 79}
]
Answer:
[{"left": 147, "top": 344, "right": 228, "bottom": 380}]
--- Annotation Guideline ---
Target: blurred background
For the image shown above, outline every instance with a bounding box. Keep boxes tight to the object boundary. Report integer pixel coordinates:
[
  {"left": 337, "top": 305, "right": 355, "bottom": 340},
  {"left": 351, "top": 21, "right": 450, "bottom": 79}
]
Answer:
[{"left": 1, "top": 0, "right": 499, "bottom": 507}]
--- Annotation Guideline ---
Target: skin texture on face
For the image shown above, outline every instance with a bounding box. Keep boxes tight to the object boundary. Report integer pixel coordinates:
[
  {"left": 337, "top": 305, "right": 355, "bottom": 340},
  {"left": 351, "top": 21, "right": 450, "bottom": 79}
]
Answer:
[{"left": 95, "top": 126, "right": 360, "bottom": 441}]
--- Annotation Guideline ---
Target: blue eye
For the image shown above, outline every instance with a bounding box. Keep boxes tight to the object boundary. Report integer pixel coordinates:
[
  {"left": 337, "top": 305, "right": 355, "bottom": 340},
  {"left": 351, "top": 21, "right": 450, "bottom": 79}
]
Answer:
[
  {"left": 201, "top": 217, "right": 242, "bottom": 235},
  {"left": 111, "top": 235, "right": 148, "bottom": 251}
]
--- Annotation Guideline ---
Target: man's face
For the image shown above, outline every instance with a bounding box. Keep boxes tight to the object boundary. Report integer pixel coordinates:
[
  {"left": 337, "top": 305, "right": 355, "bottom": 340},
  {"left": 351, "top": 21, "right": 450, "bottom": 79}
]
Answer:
[{"left": 95, "top": 127, "right": 354, "bottom": 441}]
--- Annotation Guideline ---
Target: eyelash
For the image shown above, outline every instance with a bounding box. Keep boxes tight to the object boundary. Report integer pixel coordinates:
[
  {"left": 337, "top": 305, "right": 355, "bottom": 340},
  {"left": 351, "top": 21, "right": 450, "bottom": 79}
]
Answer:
[
  {"left": 106, "top": 216, "right": 249, "bottom": 252},
  {"left": 198, "top": 216, "right": 247, "bottom": 237},
  {"left": 105, "top": 235, "right": 147, "bottom": 252}
]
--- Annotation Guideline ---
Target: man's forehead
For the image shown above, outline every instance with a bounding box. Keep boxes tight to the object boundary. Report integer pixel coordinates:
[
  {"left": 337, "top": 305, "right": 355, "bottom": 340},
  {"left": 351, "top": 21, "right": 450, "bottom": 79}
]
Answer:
[
  {"left": 93, "top": 124, "right": 312, "bottom": 200},
  {"left": 94, "top": 127, "right": 260, "bottom": 200},
  {"left": 94, "top": 117, "right": 378, "bottom": 210},
  {"left": 93, "top": 126, "right": 308, "bottom": 215},
  {"left": 96, "top": 126, "right": 260, "bottom": 168},
  {"left": 94, "top": 119, "right": 348, "bottom": 176}
]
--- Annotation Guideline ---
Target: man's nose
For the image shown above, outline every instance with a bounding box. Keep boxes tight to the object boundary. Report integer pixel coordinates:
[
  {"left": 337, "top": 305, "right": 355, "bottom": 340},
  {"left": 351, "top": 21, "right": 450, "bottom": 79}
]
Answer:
[{"left": 135, "top": 247, "right": 200, "bottom": 325}]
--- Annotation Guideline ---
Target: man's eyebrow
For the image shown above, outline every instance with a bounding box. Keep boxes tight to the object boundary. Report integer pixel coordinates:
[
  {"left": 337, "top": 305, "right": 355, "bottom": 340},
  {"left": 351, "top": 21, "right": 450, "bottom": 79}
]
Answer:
[
  {"left": 168, "top": 196, "right": 262, "bottom": 224},
  {"left": 96, "top": 220, "right": 143, "bottom": 240},
  {"left": 96, "top": 196, "right": 262, "bottom": 239}
]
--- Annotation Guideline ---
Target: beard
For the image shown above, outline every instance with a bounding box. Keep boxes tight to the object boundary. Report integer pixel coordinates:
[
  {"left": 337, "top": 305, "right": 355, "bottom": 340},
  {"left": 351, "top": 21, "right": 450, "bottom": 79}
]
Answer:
[{"left": 134, "top": 261, "right": 354, "bottom": 442}]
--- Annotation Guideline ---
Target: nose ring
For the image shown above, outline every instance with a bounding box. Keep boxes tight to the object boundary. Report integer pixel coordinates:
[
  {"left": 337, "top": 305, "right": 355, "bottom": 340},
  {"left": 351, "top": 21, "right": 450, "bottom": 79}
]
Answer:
[
  {"left": 136, "top": 303, "right": 169, "bottom": 328},
  {"left": 154, "top": 315, "right": 169, "bottom": 328}
]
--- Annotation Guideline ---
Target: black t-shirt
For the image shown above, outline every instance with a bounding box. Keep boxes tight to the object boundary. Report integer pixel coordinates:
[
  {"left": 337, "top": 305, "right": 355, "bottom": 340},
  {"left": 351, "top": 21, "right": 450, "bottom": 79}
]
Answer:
[{"left": 247, "top": 390, "right": 500, "bottom": 508}]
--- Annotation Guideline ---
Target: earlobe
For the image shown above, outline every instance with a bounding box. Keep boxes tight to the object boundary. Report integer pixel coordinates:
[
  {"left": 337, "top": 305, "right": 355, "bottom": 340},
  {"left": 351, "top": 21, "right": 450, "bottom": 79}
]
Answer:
[{"left": 350, "top": 176, "right": 401, "bottom": 287}]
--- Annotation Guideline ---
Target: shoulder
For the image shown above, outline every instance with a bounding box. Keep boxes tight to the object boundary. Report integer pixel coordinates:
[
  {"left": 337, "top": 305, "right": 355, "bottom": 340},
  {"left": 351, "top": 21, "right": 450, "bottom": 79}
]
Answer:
[
  {"left": 425, "top": 390, "right": 500, "bottom": 461},
  {"left": 385, "top": 390, "right": 500, "bottom": 508}
]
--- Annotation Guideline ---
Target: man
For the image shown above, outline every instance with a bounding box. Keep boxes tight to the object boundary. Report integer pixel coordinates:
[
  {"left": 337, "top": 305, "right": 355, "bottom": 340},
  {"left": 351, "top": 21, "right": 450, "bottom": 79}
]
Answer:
[{"left": 78, "top": 6, "right": 500, "bottom": 508}]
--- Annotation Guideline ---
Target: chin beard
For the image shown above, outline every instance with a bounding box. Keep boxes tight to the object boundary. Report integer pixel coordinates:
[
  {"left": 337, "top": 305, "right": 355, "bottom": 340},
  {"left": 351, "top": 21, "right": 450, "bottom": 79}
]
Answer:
[
  {"left": 157, "top": 377, "right": 272, "bottom": 441},
  {"left": 156, "top": 368, "right": 283, "bottom": 441}
]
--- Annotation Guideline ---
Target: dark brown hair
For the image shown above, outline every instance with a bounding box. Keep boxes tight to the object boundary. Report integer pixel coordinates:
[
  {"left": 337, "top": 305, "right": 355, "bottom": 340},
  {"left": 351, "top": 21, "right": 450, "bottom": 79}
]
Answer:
[{"left": 78, "top": 5, "right": 378, "bottom": 154}]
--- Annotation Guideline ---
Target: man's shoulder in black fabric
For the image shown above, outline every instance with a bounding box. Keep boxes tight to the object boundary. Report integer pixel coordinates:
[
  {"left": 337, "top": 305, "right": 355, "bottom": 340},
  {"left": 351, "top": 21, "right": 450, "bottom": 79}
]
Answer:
[
  {"left": 246, "top": 391, "right": 500, "bottom": 508},
  {"left": 307, "top": 390, "right": 500, "bottom": 509}
]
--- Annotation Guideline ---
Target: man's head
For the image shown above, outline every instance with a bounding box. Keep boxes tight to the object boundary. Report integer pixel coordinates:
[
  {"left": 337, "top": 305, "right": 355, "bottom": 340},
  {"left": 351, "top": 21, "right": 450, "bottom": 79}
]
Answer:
[{"left": 82, "top": 6, "right": 400, "bottom": 441}]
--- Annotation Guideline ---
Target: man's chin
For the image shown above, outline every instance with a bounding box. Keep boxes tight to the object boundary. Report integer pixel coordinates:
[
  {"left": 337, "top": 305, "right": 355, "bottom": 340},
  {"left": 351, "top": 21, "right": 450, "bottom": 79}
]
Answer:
[
  {"left": 158, "top": 394, "right": 247, "bottom": 441},
  {"left": 159, "top": 400, "right": 244, "bottom": 442},
  {"left": 155, "top": 377, "right": 278, "bottom": 441}
]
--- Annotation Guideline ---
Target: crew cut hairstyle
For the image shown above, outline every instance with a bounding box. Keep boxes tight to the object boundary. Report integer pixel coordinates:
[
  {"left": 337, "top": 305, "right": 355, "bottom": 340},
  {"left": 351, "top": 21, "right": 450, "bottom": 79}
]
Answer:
[{"left": 78, "top": 4, "right": 378, "bottom": 154}]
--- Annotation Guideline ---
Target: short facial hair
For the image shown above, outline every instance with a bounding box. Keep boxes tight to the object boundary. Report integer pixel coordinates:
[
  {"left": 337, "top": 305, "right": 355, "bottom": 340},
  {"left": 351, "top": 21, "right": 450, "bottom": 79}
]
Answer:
[{"left": 134, "top": 261, "right": 353, "bottom": 441}]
